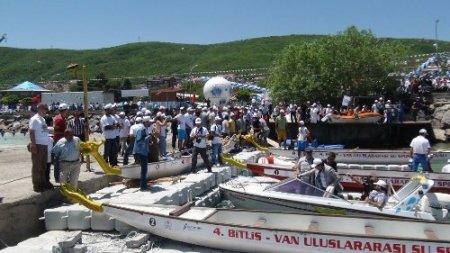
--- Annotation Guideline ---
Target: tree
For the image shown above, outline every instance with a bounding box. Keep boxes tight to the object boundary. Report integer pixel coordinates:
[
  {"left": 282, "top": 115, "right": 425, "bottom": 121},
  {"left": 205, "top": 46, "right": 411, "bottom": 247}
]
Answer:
[
  {"left": 265, "top": 26, "right": 408, "bottom": 104},
  {"left": 1, "top": 94, "right": 20, "bottom": 105},
  {"left": 235, "top": 89, "right": 252, "bottom": 102},
  {"left": 122, "top": 78, "right": 132, "bottom": 90},
  {"left": 92, "top": 72, "right": 109, "bottom": 91}
]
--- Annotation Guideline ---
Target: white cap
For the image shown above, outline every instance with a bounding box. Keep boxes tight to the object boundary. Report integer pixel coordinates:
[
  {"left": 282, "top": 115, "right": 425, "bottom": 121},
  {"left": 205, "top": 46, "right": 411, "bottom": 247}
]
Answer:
[
  {"left": 252, "top": 113, "right": 258, "bottom": 118},
  {"left": 58, "top": 103, "right": 68, "bottom": 110},
  {"left": 195, "top": 118, "right": 201, "bottom": 124},
  {"left": 299, "top": 120, "right": 305, "bottom": 125},
  {"left": 223, "top": 106, "right": 229, "bottom": 111},
  {"left": 143, "top": 116, "right": 151, "bottom": 122},
  {"left": 311, "top": 158, "right": 323, "bottom": 168},
  {"left": 156, "top": 112, "right": 162, "bottom": 117},
  {"left": 135, "top": 117, "right": 143, "bottom": 122},
  {"left": 104, "top": 104, "right": 112, "bottom": 109},
  {"left": 187, "top": 107, "right": 194, "bottom": 111},
  {"left": 327, "top": 104, "right": 330, "bottom": 107},
  {"left": 159, "top": 105, "right": 165, "bottom": 110},
  {"left": 145, "top": 110, "right": 151, "bottom": 116},
  {"left": 150, "top": 117, "right": 155, "bottom": 122},
  {"left": 419, "top": 128, "right": 427, "bottom": 135},
  {"left": 280, "top": 109, "right": 285, "bottom": 113},
  {"left": 180, "top": 107, "right": 185, "bottom": 110},
  {"left": 202, "top": 107, "right": 207, "bottom": 111},
  {"left": 136, "top": 112, "right": 143, "bottom": 116},
  {"left": 119, "top": 112, "right": 125, "bottom": 116},
  {"left": 215, "top": 116, "right": 222, "bottom": 121},
  {"left": 374, "top": 180, "right": 387, "bottom": 188}
]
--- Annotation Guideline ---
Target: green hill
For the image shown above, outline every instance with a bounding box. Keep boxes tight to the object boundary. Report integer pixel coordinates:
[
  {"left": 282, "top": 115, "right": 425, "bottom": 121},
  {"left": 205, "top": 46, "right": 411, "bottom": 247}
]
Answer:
[{"left": 0, "top": 35, "right": 449, "bottom": 88}]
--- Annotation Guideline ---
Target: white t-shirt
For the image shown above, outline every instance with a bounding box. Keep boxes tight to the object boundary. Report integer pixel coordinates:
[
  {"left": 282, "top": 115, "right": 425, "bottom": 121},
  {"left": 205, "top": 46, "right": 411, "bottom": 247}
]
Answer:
[
  {"left": 100, "top": 114, "right": 117, "bottom": 139},
  {"left": 119, "top": 118, "right": 131, "bottom": 138},
  {"left": 114, "top": 114, "right": 121, "bottom": 137},
  {"left": 210, "top": 124, "right": 223, "bottom": 144},
  {"left": 222, "top": 120, "right": 230, "bottom": 135},
  {"left": 129, "top": 123, "right": 143, "bottom": 137},
  {"left": 29, "top": 113, "right": 49, "bottom": 145},
  {"left": 298, "top": 126, "right": 309, "bottom": 141},
  {"left": 175, "top": 113, "right": 188, "bottom": 130},
  {"left": 190, "top": 126, "right": 209, "bottom": 148},
  {"left": 409, "top": 135, "right": 431, "bottom": 155}
]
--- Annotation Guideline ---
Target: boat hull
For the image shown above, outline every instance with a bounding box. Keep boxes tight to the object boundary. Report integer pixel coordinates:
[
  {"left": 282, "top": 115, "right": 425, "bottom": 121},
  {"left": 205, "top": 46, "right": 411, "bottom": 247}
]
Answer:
[
  {"left": 269, "top": 149, "right": 450, "bottom": 169},
  {"left": 246, "top": 163, "right": 450, "bottom": 193},
  {"left": 328, "top": 113, "right": 382, "bottom": 123},
  {"left": 102, "top": 203, "right": 450, "bottom": 253}
]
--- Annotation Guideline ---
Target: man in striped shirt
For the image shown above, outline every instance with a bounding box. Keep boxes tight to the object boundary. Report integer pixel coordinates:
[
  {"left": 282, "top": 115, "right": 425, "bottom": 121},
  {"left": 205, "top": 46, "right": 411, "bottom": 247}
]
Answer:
[{"left": 67, "top": 110, "right": 86, "bottom": 163}]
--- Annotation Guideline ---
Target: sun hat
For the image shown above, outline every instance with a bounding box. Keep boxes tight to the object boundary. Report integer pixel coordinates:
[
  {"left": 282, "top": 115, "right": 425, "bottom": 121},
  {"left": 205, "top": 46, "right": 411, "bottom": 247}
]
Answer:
[
  {"left": 374, "top": 180, "right": 387, "bottom": 188},
  {"left": 419, "top": 129, "right": 427, "bottom": 135},
  {"left": 311, "top": 158, "right": 323, "bottom": 168},
  {"left": 58, "top": 103, "right": 68, "bottom": 110},
  {"left": 195, "top": 118, "right": 201, "bottom": 124}
]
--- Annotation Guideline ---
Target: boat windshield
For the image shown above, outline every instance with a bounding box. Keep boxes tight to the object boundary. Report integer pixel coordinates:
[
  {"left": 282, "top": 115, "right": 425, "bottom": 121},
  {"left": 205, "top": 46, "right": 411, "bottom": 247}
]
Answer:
[{"left": 267, "top": 178, "right": 341, "bottom": 199}]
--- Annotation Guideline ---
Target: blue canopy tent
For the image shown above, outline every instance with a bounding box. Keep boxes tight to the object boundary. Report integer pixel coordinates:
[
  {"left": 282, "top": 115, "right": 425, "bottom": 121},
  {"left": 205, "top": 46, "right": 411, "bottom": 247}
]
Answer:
[{"left": 3, "top": 81, "right": 50, "bottom": 92}]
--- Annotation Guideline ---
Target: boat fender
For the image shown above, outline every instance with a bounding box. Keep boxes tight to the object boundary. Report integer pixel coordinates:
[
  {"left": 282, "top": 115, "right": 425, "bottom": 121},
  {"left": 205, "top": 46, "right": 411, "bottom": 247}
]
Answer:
[{"left": 266, "top": 155, "right": 274, "bottom": 164}]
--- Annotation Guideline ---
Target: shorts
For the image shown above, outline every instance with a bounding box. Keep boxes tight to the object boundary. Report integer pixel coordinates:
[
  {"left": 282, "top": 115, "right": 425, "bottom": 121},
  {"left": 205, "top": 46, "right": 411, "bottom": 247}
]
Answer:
[
  {"left": 177, "top": 129, "right": 187, "bottom": 141},
  {"left": 297, "top": 140, "right": 307, "bottom": 151},
  {"left": 276, "top": 129, "right": 287, "bottom": 141}
]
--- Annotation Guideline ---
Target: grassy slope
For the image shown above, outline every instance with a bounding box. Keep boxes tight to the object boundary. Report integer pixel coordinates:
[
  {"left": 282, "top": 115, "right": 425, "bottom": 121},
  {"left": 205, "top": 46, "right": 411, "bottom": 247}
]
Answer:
[{"left": 0, "top": 35, "right": 449, "bottom": 88}]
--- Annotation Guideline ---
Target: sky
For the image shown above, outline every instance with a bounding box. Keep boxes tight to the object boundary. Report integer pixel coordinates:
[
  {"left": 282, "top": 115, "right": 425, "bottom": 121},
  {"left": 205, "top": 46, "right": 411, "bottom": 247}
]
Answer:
[{"left": 1, "top": 0, "right": 449, "bottom": 50}]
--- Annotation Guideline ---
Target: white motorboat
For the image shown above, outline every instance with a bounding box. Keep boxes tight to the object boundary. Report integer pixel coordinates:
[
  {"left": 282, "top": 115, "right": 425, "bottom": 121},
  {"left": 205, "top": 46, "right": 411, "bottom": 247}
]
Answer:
[
  {"left": 246, "top": 158, "right": 450, "bottom": 193},
  {"left": 269, "top": 148, "right": 450, "bottom": 169},
  {"left": 220, "top": 176, "right": 450, "bottom": 222},
  {"left": 80, "top": 135, "right": 237, "bottom": 179},
  {"left": 60, "top": 184, "right": 450, "bottom": 253}
]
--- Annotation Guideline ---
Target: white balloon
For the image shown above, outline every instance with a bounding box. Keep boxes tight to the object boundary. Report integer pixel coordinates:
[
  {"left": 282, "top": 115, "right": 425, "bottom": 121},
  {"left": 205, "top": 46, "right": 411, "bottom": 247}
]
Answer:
[{"left": 203, "top": 76, "right": 232, "bottom": 106}]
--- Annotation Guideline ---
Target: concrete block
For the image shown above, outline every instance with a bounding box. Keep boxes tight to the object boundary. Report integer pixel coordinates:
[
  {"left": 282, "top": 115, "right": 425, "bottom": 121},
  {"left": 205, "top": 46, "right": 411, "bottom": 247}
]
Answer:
[
  {"left": 67, "top": 206, "right": 91, "bottom": 230},
  {"left": 18, "top": 236, "right": 57, "bottom": 250},
  {"left": 0, "top": 246, "right": 48, "bottom": 253},
  {"left": 68, "top": 244, "right": 87, "bottom": 253},
  {"left": 125, "top": 233, "right": 149, "bottom": 248},
  {"left": 95, "top": 185, "right": 127, "bottom": 194},
  {"left": 115, "top": 220, "right": 136, "bottom": 235},
  {"left": 57, "top": 231, "right": 82, "bottom": 249},
  {"left": 90, "top": 212, "right": 115, "bottom": 231},
  {"left": 44, "top": 206, "right": 69, "bottom": 230}
]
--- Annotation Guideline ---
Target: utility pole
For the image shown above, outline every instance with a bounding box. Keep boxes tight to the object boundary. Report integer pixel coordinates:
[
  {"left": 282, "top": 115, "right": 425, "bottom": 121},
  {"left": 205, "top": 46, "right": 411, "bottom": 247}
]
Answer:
[{"left": 434, "top": 19, "right": 439, "bottom": 54}]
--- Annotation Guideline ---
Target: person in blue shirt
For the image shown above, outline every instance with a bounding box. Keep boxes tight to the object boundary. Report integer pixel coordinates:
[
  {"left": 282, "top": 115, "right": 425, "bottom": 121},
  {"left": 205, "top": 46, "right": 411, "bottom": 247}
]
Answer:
[{"left": 133, "top": 116, "right": 151, "bottom": 190}]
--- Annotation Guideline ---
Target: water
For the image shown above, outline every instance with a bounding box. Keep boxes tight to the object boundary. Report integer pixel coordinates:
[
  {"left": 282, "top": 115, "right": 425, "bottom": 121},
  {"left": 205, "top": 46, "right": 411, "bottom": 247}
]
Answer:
[{"left": 0, "top": 132, "right": 29, "bottom": 147}]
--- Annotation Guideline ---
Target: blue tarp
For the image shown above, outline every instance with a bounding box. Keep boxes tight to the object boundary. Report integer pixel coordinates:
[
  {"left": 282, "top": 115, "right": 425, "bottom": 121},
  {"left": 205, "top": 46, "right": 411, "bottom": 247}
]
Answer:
[{"left": 4, "top": 81, "right": 50, "bottom": 92}]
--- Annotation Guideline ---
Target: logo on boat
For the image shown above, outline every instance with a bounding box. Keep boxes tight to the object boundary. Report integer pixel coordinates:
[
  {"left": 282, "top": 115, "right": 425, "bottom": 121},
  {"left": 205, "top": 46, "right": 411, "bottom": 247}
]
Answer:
[{"left": 183, "top": 223, "right": 202, "bottom": 231}]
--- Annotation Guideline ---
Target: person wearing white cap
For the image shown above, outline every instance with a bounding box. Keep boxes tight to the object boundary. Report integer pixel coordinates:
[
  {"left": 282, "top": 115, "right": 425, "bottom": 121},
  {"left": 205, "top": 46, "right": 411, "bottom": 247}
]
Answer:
[
  {"left": 367, "top": 180, "right": 388, "bottom": 209},
  {"left": 123, "top": 116, "right": 143, "bottom": 165},
  {"left": 53, "top": 103, "right": 69, "bottom": 143},
  {"left": 132, "top": 115, "right": 152, "bottom": 191},
  {"left": 190, "top": 117, "right": 212, "bottom": 173},
  {"left": 52, "top": 103, "right": 69, "bottom": 182},
  {"left": 275, "top": 109, "right": 288, "bottom": 149},
  {"left": 100, "top": 103, "right": 119, "bottom": 166},
  {"left": 442, "top": 159, "right": 450, "bottom": 173},
  {"left": 210, "top": 116, "right": 223, "bottom": 166},
  {"left": 118, "top": 112, "right": 131, "bottom": 157},
  {"left": 155, "top": 112, "right": 169, "bottom": 157},
  {"left": 174, "top": 107, "right": 192, "bottom": 151},
  {"left": 297, "top": 120, "right": 311, "bottom": 158},
  {"left": 300, "top": 158, "right": 340, "bottom": 194},
  {"left": 409, "top": 128, "right": 431, "bottom": 172}
]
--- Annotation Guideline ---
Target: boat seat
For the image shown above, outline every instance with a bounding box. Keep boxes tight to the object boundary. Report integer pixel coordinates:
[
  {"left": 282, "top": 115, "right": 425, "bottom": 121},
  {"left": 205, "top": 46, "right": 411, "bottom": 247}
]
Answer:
[
  {"left": 169, "top": 201, "right": 194, "bottom": 216},
  {"left": 308, "top": 221, "right": 319, "bottom": 232},
  {"left": 364, "top": 225, "right": 376, "bottom": 236},
  {"left": 424, "top": 229, "right": 438, "bottom": 240}
]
